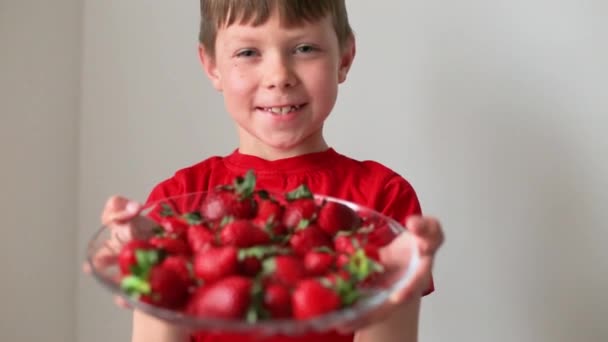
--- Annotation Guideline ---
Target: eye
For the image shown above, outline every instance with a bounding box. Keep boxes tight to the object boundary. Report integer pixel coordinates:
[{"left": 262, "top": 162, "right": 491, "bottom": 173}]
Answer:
[
  {"left": 235, "top": 49, "right": 258, "bottom": 58},
  {"left": 294, "top": 44, "right": 318, "bottom": 54}
]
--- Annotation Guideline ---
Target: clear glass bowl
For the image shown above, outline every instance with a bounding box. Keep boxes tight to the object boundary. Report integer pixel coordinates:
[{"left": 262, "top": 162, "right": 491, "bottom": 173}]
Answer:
[{"left": 86, "top": 191, "right": 420, "bottom": 336}]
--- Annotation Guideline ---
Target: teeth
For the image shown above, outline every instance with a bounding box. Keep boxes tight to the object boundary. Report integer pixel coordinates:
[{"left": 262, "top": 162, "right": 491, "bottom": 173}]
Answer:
[{"left": 265, "top": 105, "right": 300, "bottom": 115}]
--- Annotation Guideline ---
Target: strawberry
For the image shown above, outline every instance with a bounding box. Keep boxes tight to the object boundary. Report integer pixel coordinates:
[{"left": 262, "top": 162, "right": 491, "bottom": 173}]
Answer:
[
  {"left": 336, "top": 253, "right": 351, "bottom": 269},
  {"left": 193, "top": 246, "right": 238, "bottom": 283},
  {"left": 282, "top": 185, "right": 318, "bottom": 229},
  {"left": 161, "top": 255, "right": 193, "bottom": 287},
  {"left": 262, "top": 255, "right": 307, "bottom": 287},
  {"left": 292, "top": 279, "right": 341, "bottom": 319},
  {"left": 317, "top": 201, "right": 361, "bottom": 236},
  {"left": 187, "top": 276, "right": 253, "bottom": 319},
  {"left": 149, "top": 236, "right": 190, "bottom": 256},
  {"left": 118, "top": 239, "right": 155, "bottom": 276},
  {"left": 200, "top": 171, "right": 257, "bottom": 221},
  {"left": 263, "top": 282, "right": 292, "bottom": 318},
  {"left": 255, "top": 190, "right": 284, "bottom": 223},
  {"left": 157, "top": 216, "right": 190, "bottom": 238},
  {"left": 187, "top": 224, "right": 215, "bottom": 253},
  {"left": 334, "top": 233, "right": 365, "bottom": 255},
  {"left": 140, "top": 266, "right": 190, "bottom": 309},
  {"left": 365, "top": 218, "right": 395, "bottom": 247},
  {"left": 121, "top": 253, "right": 190, "bottom": 310},
  {"left": 304, "top": 249, "right": 335, "bottom": 276},
  {"left": 254, "top": 217, "right": 288, "bottom": 241},
  {"left": 220, "top": 219, "right": 270, "bottom": 247},
  {"left": 325, "top": 270, "right": 351, "bottom": 285},
  {"left": 289, "top": 225, "right": 332, "bottom": 256},
  {"left": 239, "top": 256, "right": 262, "bottom": 277}
]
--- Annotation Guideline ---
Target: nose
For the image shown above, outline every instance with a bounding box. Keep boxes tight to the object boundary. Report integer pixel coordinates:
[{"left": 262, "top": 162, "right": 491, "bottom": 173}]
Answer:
[{"left": 263, "top": 53, "right": 297, "bottom": 89}]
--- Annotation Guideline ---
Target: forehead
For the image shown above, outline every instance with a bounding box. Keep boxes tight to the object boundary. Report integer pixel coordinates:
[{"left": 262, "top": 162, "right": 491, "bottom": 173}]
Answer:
[
  {"left": 217, "top": 12, "right": 334, "bottom": 41},
  {"left": 215, "top": 1, "right": 333, "bottom": 29}
]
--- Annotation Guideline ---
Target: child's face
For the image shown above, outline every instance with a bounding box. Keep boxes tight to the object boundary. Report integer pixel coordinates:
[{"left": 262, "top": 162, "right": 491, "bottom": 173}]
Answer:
[{"left": 199, "top": 10, "right": 355, "bottom": 158}]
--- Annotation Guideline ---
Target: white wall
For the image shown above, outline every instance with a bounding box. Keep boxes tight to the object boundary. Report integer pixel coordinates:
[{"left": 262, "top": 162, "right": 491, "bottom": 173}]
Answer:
[
  {"left": 0, "top": 1, "right": 80, "bottom": 341},
  {"left": 2, "top": 1, "right": 602, "bottom": 342}
]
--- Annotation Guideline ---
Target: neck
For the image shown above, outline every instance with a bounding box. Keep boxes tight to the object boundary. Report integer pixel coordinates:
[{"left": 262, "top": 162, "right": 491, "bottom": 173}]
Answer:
[{"left": 237, "top": 130, "right": 329, "bottom": 161}]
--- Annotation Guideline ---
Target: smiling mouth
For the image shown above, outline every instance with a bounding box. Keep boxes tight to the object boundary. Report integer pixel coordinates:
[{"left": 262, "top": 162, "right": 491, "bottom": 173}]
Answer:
[{"left": 258, "top": 104, "right": 306, "bottom": 115}]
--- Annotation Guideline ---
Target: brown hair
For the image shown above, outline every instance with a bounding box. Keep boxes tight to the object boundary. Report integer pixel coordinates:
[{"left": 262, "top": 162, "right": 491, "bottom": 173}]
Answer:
[{"left": 199, "top": 0, "right": 353, "bottom": 55}]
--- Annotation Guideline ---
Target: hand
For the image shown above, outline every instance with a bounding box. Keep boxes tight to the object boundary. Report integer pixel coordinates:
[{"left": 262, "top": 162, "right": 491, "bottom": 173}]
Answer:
[
  {"left": 338, "top": 215, "right": 445, "bottom": 333},
  {"left": 82, "top": 195, "right": 158, "bottom": 308}
]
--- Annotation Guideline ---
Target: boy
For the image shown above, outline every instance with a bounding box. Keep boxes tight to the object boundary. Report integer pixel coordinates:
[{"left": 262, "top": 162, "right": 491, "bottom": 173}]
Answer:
[{"left": 95, "top": 1, "right": 444, "bottom": 341}]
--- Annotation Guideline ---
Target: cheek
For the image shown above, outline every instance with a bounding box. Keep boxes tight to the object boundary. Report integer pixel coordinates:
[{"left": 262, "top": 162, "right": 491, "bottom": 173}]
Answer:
[{"left": 223, "top": 66, "right": 256, "bottom": 98}]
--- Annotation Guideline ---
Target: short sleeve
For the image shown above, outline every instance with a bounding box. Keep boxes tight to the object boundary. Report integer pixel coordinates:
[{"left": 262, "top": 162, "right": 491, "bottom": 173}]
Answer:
[{"left": 378, "top": 174, "right": 435, "bottom": 296}]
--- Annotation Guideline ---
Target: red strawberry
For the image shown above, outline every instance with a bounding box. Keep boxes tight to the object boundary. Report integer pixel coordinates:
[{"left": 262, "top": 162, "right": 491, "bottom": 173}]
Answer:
[
  {"left": 282, "top": 184, "right": 318, "bottom": 229},
  {"left": 263, "top": 282, "right": 292, "bottom": 318},
  {"left": 365, "top": 218, "right": 395, "bottom": 247},
  {"left": 187, "top": 224, "right": 215, "bottom": 253},
  {"left": 193, "top": 246, "right": 238, "bottom": 283},
  {"left": 158, "top": 216, "right": 190, "bottom": 238},
  {"left": 220, "top": 219, "right": 270, "bottom": 247},
  {"left": 336, "top": 253, "right": 350, "bottom": 268},
  {"left": 333, "top": 234, "right": 364, "bottom": 255},
  {"left": 325, "top": 270, "right": 351, "bottom": 285},
  {"left": 363, "top": 244, "right": 380, "bottom": 261},
  {"left": 118, "top": 240, "right": 155, "bottom": 276},
  {"left": 239, "top": 256, "right": 262, "bottom": 277},
  {"left": 255, "top": 191, "right": 284, "bottom": 223},
  {"left": 317, "top": 201, "right": 361, "bottom": 236},
  {"left": 254, "top": 217, "right": 288, "bottom": 240},
  {"left": 292, "top": 279, "right": 341, "bottom": 319},
  {"left": 121, "top": 262, "right": 190, "bottom": 310},
  {"left": 304, "top": 250, "right": 335, "bottom": 276},
  {"left": 161, "top": 255, "right": 193, "bottom": 286},
  {"left": 149, "top": 236, "right": 190, "bottom": 256},
  {"left": 200, "top": 171, "right": 258, "bottom": 221},
  {"left": 263, "top": 255, "right": 307, "bottom": 287},
  {"left": 289, "top": 225, "right": 332, "bottom": 256},
  {"left": 282, "top": 198, "right": 317, "bottom": 229},
  {"left": 187, "top": 276, "right": 253, "bottom": 319}
]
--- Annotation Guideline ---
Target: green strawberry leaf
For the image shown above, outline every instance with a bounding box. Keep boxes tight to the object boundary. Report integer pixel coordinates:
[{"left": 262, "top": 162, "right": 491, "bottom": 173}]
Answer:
[
  {"left": 132, "top": 249, "right": 162, "bottom": 278},
  {"left": 159, "top": 203, "right": 174, "bottom": 217},
  {"left": 121, "top": 275, "right": 151, "bottom": 296},
  {"left": 234, "top": 169, "right": 256, "bottom": 198},
  {"left": 333, "top": 277, "right": 361, "bottom": 306},
  {"left": 313, "top": 246, "right": 335, "bottom": 254},
  {"left": 182, "top": 212, "right": 202, "bottom": 225},
  {"left": 219, "top": 216, "right": 234, "bottom": 227},
  {"left": 285, "top": 184, "right": 313, "bottom": 201},
  {"left": 152, "top": 226, "right": 165, "bottom": 236},
  {"left": 261, "top": 258, "right": 276, "bottom": 276},
  {"left": 346, "top": 249, "right": 376, "bottom": 282},
  {"left": 257, "top": 190, "right": 270, "bottom": 200},
  {"left": 246, "top": 279, "right": 270, "bottom": 322},
  {"left": 296, "top": 219, "right": 311, "bottom": 230}
]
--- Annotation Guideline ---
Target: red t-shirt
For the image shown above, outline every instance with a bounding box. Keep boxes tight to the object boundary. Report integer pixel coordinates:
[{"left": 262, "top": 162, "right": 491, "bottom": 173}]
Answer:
[{"left": 145, "top": 148, "right": 434, "bottom": 342}]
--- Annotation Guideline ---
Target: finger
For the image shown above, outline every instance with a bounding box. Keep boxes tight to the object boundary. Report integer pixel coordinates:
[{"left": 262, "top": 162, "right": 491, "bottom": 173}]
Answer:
[
  {"left": 90, "top": 241, "right": 120, "bottom": 271},
  {"left": 114, "top": 296, "right": 132, "bottom": 309},
  {"left": 101, "top": 196, "right": 142, "bottom": 225},
  {"left": 406, "top": 216, "right": 444, "bottom": 256},
  {"left": 82, "top": 262, "right": 91, "bottom": 274}
]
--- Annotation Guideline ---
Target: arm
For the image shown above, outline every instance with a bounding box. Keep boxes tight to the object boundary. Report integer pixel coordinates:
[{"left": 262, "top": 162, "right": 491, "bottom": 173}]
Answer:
[
  {"left": 131, "top": 310, "right": 190, "bottom": 342},
  {"left": 354, "top": 293, "right": 421, "bottom": 342}
]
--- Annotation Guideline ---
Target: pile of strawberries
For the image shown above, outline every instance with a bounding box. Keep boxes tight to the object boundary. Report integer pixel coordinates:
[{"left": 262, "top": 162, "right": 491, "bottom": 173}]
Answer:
[{"left": 118, "top": 171, "right": 394, "bottom": 322}]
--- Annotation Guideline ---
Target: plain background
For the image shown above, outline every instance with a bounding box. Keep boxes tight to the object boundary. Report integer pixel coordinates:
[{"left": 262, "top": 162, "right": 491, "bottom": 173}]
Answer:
[{"left": 1, "top": 1, "right": 607, "bottom": 341}]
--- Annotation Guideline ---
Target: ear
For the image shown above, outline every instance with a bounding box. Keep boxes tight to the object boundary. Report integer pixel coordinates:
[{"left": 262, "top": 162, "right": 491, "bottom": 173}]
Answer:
[
  {"left": 198, "top": 44, "right": 223, "bottom": 91},
  {"left": 338, "top": 35, "right": 356, "bottom": 84}
]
